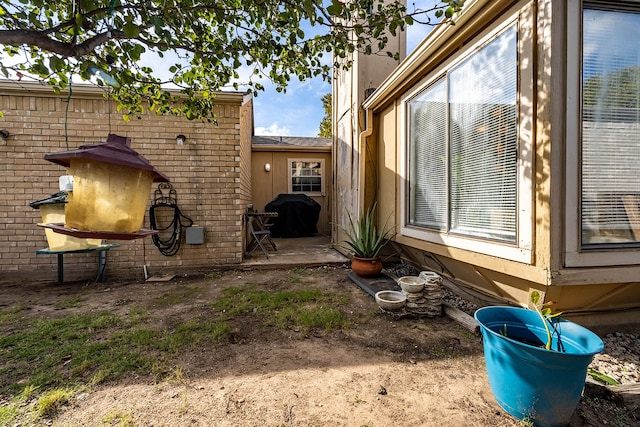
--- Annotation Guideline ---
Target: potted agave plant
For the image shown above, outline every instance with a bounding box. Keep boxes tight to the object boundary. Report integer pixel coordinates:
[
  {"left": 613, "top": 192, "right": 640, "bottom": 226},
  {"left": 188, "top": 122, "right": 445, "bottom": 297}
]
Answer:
[
  {"left": 340, "top": 204, "right": 394, "bottom": 278},
  {"left": 474, "top": 292, "right": 605, "bottom": 427}
]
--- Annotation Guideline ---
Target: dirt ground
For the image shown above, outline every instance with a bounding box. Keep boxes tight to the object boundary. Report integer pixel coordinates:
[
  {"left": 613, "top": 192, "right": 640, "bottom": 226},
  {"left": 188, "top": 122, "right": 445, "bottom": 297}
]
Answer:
[{"left": 1, "top": 265, "right": 636, "bottom": 427}]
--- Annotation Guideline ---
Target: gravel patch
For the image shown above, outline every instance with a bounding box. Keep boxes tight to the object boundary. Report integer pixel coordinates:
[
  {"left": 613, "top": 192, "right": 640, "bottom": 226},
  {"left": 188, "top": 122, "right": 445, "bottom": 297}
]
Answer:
[
  {"left": 590, "top": 332, "right": 640, "bottom": 385},
  {"left": 442, "top": 285, "right": 640, "bottom": 386},
  {"left": 384, "top": 263, "right": 640, "bottom": 386}
]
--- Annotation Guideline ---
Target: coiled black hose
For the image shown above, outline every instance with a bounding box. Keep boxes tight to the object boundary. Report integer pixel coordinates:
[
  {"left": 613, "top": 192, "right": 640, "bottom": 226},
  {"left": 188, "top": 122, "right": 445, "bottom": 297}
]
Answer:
[{"left": 149, "top": 202, "right": 193, "bottom": 256}]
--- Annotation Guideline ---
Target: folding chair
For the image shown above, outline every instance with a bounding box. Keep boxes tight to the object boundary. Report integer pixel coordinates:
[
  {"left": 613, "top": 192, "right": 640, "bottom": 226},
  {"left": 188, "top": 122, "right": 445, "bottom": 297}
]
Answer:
[{"left": 245, "top": 212, "right": 278, "bottom": 258}]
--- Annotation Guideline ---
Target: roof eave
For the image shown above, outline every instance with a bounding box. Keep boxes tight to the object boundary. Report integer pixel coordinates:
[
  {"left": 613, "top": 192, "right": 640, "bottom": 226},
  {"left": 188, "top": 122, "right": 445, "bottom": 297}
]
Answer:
[
  {"left": 0, "top": 80, "right": 246, "bottom": 104},
  {"left": 251, "top": 144, "right": 331, "bottom": 153},
  {"left": 362, "top": 0, "right": 499, "bottom": 111}
]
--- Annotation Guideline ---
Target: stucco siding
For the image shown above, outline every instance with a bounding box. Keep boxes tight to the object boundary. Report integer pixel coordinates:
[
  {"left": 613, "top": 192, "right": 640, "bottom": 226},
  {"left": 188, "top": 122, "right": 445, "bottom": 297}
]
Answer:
[{"left": 352, "top": 0, "right": 640, "bottom": 328}]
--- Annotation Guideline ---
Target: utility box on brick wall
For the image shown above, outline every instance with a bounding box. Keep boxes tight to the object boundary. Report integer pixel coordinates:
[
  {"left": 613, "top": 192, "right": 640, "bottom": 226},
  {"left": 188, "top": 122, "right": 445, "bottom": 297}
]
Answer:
[{"left": 186, "top": 226, "right": 205, "bottom": 244}]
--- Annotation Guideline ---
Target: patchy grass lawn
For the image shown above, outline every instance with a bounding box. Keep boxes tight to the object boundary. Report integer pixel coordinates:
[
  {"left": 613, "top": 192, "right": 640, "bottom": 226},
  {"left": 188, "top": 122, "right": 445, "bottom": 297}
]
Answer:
[
  {"left": 0, "top": 267, "right": 363, "bottom": 425},
  {"left": 0, "top": 266, "right": 634, "bottom": 427}
]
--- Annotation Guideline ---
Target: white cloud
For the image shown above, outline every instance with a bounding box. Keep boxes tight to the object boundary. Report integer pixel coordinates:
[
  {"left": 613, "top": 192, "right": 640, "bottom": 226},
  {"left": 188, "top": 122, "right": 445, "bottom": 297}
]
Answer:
[
  {"left": 255, "top": 123, "right": 292, "bottom": 136},
  {"left": 251, "top": 73, "right": 330, "bottom": 137},
  {"left": 140, "top": 50, "right": 185, "bottom": 86}
]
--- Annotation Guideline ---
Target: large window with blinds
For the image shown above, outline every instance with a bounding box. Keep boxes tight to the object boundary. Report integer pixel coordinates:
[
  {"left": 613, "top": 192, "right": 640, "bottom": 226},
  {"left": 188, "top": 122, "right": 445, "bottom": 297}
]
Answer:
[
  {"left": 581, "top": 5, "right": 640, "bottom": 247},
  {"left": 406, "top": 25, "right": 518, "bottom": 244}
]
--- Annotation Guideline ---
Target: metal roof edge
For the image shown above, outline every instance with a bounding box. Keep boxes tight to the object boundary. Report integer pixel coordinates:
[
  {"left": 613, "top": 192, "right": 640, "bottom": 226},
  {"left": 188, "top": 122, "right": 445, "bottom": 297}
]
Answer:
[{"left": 251, "top": 144, "right": 331, "bottom": 153}]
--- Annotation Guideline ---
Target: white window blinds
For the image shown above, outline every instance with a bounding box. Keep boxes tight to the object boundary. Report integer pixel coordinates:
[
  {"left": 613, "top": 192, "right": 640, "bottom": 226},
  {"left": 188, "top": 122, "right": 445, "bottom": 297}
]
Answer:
[
  {"left": 408, "top": 78, "right": 447, "bottom": 230},
  {"left": 290, "top": 160, "right": 322, "bottom": 193},
  {"left": 407, "top": 25, "right": 518, "bottom": 243},
  {"left": 449, "top": 27, "right": 518, "bottom": 242},
  {"left": 582, "top": 7, "right": 640, "bottom": 245}
]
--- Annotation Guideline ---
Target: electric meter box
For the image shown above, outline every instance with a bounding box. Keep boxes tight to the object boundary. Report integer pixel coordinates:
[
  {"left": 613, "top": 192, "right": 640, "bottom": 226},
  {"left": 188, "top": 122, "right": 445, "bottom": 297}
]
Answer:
[{"left": 185, "top": 226, "right": 205, "bottom": 244}]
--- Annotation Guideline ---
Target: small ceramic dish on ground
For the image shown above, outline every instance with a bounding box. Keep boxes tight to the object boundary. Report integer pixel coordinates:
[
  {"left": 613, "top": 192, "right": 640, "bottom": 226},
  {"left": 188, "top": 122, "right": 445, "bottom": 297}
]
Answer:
[
  {"left": 398, "top": 276, "right": 426, "bottom": 293},
  {"left": 375, "top": 290, "right": 407, "bottom": 311}
]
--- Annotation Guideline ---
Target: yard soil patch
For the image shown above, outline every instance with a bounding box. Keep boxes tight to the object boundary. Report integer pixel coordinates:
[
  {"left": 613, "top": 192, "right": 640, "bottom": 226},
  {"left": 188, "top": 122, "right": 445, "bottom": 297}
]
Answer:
[{"left": 1, "top": 266, "right": 634, "bottom": 426}]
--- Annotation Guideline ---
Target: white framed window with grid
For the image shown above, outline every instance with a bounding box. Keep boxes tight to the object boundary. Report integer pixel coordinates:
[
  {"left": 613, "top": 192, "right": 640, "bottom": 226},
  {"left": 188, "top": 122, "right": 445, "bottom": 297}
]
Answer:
[{"left": 288, "top": 159, "right": 324, "bottom": 195}]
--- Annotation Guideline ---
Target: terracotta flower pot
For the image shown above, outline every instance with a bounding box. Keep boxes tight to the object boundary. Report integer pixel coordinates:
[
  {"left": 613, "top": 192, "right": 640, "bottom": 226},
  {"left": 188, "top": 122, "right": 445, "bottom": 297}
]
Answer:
[{"left": 351, "top": 256, "right": 383, "bottom": 277}]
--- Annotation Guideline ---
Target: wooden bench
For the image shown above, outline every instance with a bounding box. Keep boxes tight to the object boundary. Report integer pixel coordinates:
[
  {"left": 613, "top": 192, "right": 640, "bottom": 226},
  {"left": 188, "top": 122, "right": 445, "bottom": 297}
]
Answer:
[{"left": 36, "top": 244, "right": 120, "bottom": 283}]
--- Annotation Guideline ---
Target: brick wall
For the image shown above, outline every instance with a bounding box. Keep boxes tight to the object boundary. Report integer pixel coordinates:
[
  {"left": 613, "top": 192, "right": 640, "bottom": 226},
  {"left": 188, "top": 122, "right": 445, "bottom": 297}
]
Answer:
[{"left": 0, "top": 81, "right": 248, "bottom": 282}]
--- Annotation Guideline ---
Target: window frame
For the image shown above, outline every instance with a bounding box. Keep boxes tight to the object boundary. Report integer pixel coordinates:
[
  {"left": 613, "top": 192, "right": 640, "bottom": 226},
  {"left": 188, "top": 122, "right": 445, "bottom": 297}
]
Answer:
[
  {"left": 287, "top": 158, "right": 325, "bottom": 196},
  {"left": 565, "top": 0, "right": 640, "bottom": 267},
  {"left": 400, "top": 6, "right": 534, "bottom": 264}
]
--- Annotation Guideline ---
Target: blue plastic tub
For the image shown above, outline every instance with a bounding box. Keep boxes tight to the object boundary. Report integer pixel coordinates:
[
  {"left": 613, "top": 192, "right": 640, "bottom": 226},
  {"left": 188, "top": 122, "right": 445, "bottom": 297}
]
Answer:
[{"left": 474, "top": 306, "right": 604, "bottom": 427}]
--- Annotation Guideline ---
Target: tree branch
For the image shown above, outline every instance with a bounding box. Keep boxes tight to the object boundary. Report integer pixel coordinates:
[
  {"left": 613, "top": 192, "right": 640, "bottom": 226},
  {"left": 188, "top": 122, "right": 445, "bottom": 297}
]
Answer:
[{"left": 0, "top": 28, "right": 125, "bottom": 58}]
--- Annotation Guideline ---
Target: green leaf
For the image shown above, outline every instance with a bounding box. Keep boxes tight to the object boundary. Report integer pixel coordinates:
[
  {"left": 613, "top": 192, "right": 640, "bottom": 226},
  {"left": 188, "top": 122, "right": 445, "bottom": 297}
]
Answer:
[
  {"left": 588, "top": 368, "right": 620, "bottom": 385},
  {"left": 445, "top": 7, "right": 454, "bottom": 18},
  {"left": 327, "top": 3, "right": 343, "bottom": 16},
  {"left": 31, "top": 62, "right": 49, "bottom": 76},
  {"left": 123, "top": 23, "right": 140, "bottom": 38},
  {"left": 530, "top": 290, "right": 540, "bottom": 305},
  {"left": 49, "top": 56, "right": 65, "bottom": 72}
]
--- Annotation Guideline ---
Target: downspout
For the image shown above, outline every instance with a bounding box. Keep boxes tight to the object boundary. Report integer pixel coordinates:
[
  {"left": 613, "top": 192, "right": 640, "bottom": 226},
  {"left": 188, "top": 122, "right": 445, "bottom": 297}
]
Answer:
[{"left": 358, "top": 105, "right": 375, "bottom": 211}]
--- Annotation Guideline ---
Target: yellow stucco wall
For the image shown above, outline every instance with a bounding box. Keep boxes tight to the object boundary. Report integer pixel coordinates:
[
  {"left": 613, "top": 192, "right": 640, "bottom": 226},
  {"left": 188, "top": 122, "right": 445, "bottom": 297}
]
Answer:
[{"left": 251, "top": 148, "right": 332, "bottom": 235}]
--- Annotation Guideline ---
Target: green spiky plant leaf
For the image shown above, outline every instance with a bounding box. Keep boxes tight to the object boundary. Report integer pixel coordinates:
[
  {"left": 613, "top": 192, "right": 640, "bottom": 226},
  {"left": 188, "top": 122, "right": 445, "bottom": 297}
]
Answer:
[{"left": 340, "top": 203, "right": 394, "bottom": 259}]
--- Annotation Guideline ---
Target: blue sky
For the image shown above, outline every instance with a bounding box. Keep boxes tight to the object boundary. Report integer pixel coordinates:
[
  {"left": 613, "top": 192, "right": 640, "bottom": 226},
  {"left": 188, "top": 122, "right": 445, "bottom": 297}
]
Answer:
[
  {"left": 252, "top": 23, "right": 432, "bottom": 137},
  {"left": 252, "top": 75, "right": 331, "bottom": 137}
]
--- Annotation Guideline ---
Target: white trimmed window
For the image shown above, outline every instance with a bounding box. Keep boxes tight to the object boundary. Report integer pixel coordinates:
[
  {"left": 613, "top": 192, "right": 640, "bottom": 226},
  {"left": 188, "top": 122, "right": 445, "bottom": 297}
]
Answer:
[
  {"left": 566, "top": 1, "right": 640, "bottom": 266},
  {"left": 401, "top": 8, "right": 533, "bottom": 263},
  {"left": 288, "top": 159, "right": 324, "bottom": 195}
]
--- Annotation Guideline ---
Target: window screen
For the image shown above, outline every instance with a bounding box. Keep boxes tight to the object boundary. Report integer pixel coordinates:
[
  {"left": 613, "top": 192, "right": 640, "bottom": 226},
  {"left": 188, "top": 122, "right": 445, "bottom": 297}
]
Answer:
[
  {"left": 406, "top": 25, "right": 518, "bottom": 243},
  {"left": 582, "top": 7, "right": 640, "bottom": 246},
  {"left": 408, "top": 78, "right": 447, "bottom": 230}
]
